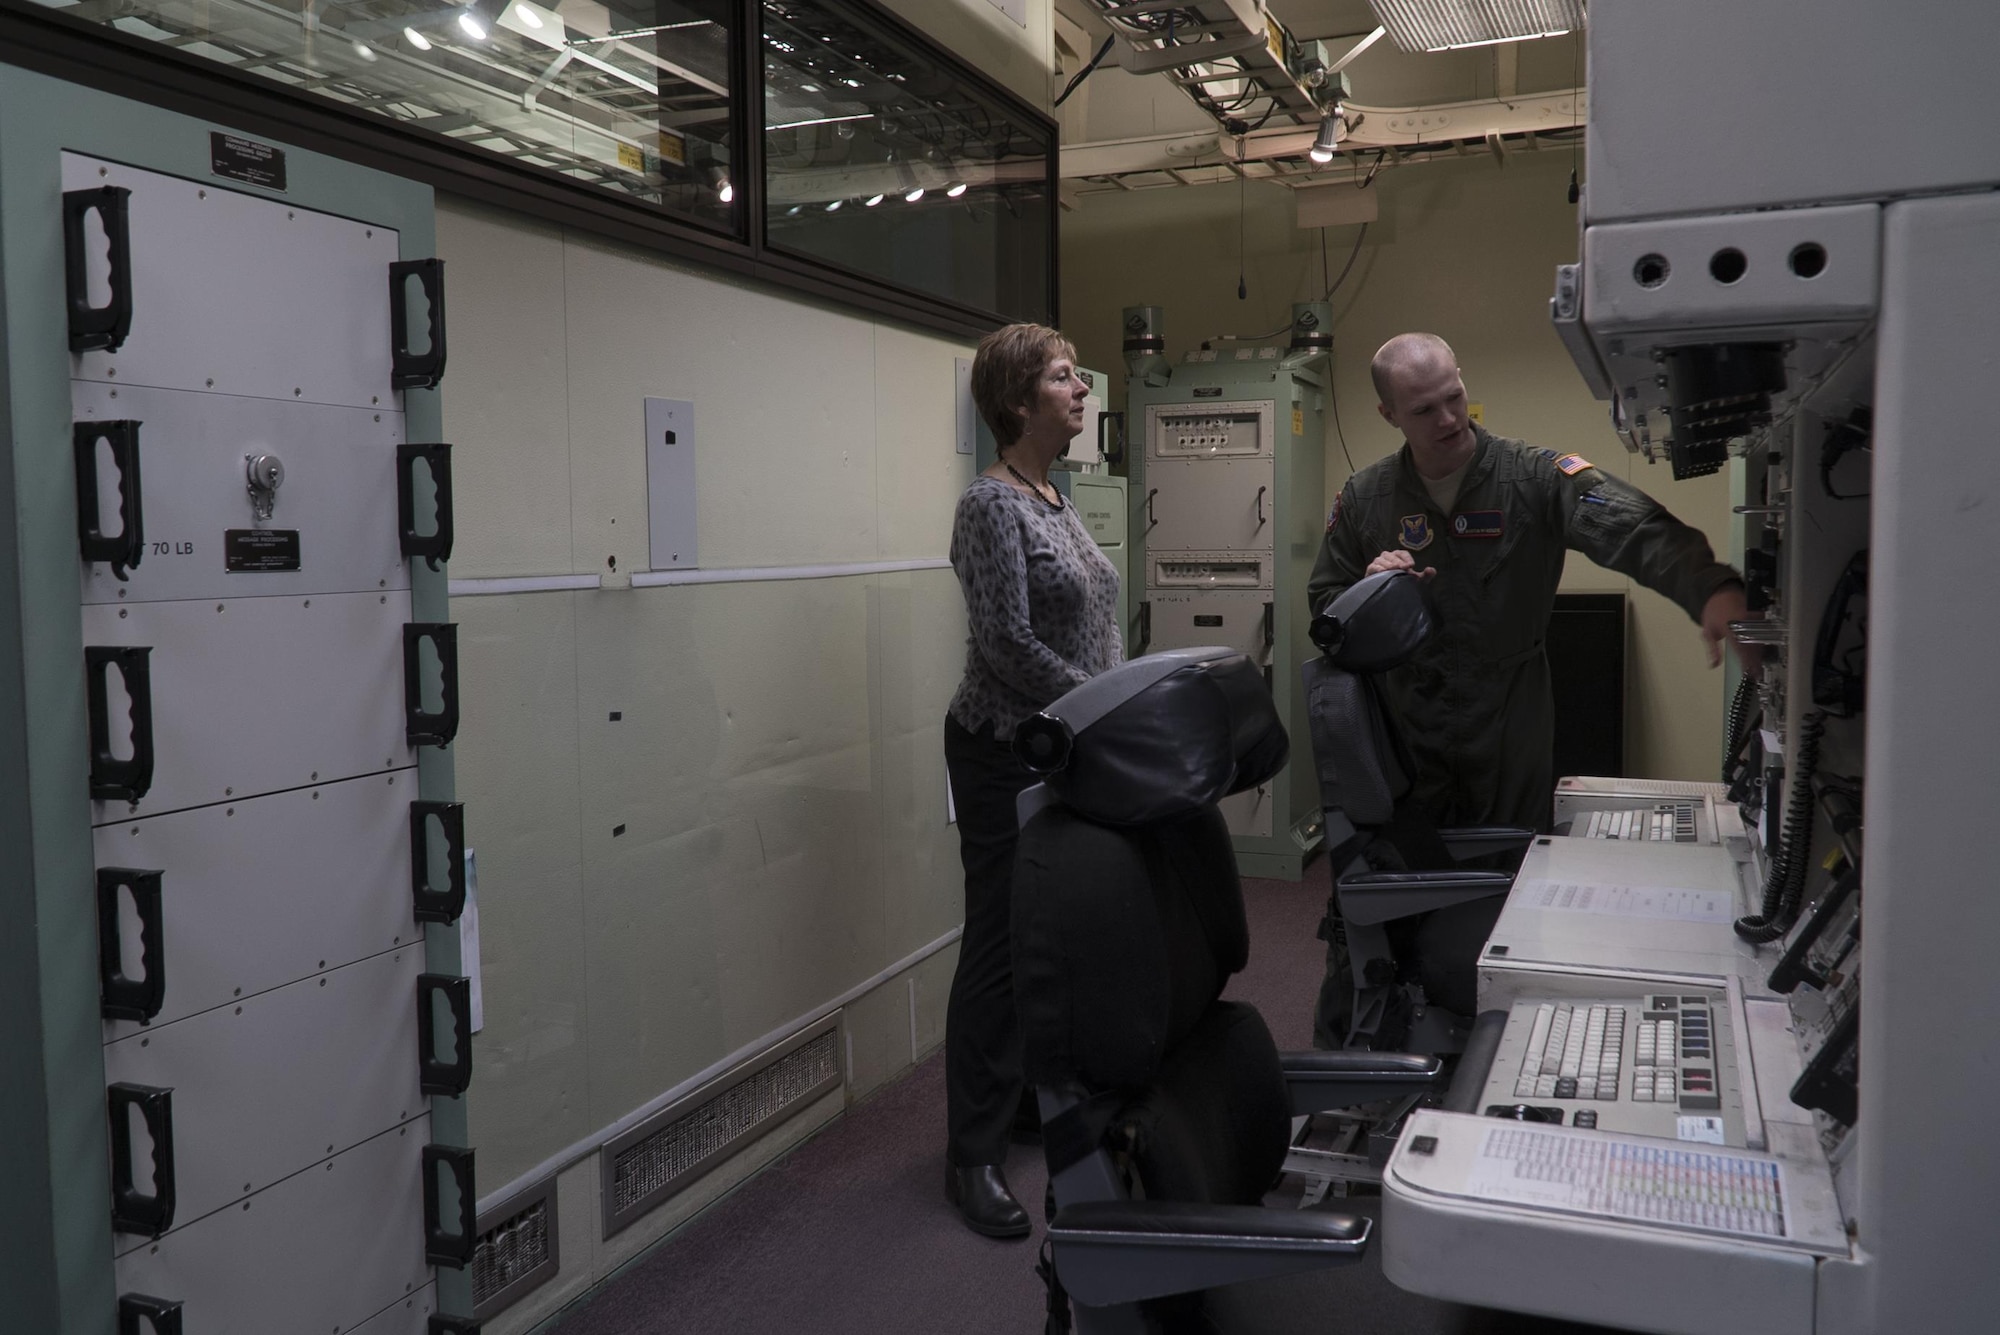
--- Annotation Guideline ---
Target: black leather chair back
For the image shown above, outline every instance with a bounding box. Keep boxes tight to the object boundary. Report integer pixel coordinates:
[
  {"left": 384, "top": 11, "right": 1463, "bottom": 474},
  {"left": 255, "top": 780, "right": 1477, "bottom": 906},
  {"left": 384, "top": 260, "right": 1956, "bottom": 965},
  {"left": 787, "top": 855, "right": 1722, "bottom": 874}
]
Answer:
[{"left": 1011, "top": 650, "right": 1292, "bottom": 1207}]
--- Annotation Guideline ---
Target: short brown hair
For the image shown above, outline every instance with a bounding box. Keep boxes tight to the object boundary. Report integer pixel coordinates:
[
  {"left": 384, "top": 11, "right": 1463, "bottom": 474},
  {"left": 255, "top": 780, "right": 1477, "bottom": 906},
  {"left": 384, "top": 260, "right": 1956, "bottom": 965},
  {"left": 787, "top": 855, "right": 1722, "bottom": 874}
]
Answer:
[{"left": 972, "top": 323, "right": 1076, "bottom": 451}]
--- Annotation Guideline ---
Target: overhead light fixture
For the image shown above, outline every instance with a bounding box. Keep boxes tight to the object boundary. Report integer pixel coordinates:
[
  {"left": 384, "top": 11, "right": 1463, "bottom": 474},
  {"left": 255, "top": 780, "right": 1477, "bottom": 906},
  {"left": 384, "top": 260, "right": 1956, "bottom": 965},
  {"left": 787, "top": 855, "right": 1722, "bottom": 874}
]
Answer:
[
  {"left": 1367, "top": 0, "right": 1580, "bottom": 53},
  {"left": 353, "top": 41, "right": 377, "bottom": 61},
  {"left": 403, "top": 26, "right": 432, "bottom": 50},
  {"left": 513, "top": 2, "right": 543, "bottom": 27},
  {"left": 457, "top": 11, "right": 488, "bottom": 40},
  {"left": 719, "top": 181, "right": 734, "bottom": 203},
  {"left": 1309, "top": 111, "right": 1342, "bottom": 163},
  {"left": 946, "top": 182, "right": 967, "bottom": 198},
  {"left": 904, "top": 186, "right": 925, "bottom": 203},
  {"left": 826, "top": 198, "right": 844, "bottom": 211},
  {"left": 706, "top": 164, "right": 733, "bottom": 203},
  {"left": 864, "top": 193, "right": 884, "bottom": 207}
]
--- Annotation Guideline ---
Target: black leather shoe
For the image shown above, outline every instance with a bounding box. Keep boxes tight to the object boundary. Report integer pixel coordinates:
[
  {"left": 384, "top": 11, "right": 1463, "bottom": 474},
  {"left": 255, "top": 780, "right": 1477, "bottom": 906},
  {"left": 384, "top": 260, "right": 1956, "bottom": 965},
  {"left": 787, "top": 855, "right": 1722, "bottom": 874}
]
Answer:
[{"left": 945, "top": 1163, "right": 1031, "bottom": 1239}]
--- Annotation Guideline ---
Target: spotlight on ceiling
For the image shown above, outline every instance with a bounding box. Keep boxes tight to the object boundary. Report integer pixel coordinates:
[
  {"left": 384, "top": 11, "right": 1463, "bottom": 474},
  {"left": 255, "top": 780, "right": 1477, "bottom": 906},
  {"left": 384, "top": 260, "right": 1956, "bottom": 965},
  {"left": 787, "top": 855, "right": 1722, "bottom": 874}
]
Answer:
[
  {"left": 864, "top": 193, "right": 884, "bottom": 207},
  {"left": 946, "top": 182, "right": 967, "bottom": 198},
  {"left": 457, "top": 11, "right": 488, "bottom": 40},
  {"left": 904, "top": 186, "right": 925, "bottom": 203},
  {"left": 513, "top": 3, "right": 543, "bottom": 27},
  {"left": 1309, "top": 110, "right": 1342, "bottom": 163},
  {"left": 353, "top": 41, "right": 377, "bottom": 61},
  {"left": 826, "top": 198, "right": 844, "bottom": 211},
  {"left": 403, "top": 26, "right": 433, "bottom": 50}
]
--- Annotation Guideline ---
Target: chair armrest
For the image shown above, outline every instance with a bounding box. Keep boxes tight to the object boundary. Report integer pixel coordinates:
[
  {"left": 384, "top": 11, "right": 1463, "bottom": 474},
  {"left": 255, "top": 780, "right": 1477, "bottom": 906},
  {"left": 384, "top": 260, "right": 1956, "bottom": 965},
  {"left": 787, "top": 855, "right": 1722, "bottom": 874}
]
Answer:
[
  {"left": 1279, "top": 1050, "right": 1446, "bottom": 1115},
  {"left": 1438, "top": 825, "right": 1536, "bottom": 861},
  {"left": 1049, "top": 1200, "right": 1371, "bottom": 1307},
  {"left": 1336, "top": 870, "right": 1514, "bottom": 926}
]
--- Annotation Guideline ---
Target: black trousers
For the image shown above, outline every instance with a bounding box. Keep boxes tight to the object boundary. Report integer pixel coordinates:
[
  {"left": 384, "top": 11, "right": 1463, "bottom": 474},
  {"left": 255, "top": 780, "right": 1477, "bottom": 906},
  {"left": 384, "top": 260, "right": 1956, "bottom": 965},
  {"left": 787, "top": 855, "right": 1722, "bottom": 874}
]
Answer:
[{"left": 942, "top": 714, "right": 1037, "bottom": 1167}]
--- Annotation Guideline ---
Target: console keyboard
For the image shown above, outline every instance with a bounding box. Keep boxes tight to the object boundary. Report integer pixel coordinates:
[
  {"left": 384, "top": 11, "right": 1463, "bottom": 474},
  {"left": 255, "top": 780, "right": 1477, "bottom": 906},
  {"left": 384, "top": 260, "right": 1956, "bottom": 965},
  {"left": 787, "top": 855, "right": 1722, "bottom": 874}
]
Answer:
[
  {"left": 1581, "top": 804, "right": 1698, "bottom": 842},
  {"left": 1513, "top": 1002, "right": 1626, "bottom": 1101},
  {"left": 1473, "top": 1127, "right": 1787, "bottom": 1237}
]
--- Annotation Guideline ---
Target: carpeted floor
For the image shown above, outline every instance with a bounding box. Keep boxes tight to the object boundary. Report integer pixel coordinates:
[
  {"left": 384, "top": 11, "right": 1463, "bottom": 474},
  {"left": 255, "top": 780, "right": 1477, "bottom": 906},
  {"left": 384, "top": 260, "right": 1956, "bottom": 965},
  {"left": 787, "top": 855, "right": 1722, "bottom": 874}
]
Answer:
[{"left": 548, "top": 867, "right": 1626, "bottom": 1334}]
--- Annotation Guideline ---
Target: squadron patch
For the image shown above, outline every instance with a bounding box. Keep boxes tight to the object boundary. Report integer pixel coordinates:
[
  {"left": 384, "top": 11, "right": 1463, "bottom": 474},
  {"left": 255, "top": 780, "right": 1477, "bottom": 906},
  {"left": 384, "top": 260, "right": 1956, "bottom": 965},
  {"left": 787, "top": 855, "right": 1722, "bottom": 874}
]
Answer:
[
  {"left": 1555, "top": 453, "right": 1593, "bottom": 476},
  {"left": 1326, "top": 495, "right": 1342, "bottom": 533},
  {"left": 1399, "top": 514, "right": 1434, "bottom": 551},
  {"left": 1452, "top": 509, "right": 1504, "bottom": 538}
]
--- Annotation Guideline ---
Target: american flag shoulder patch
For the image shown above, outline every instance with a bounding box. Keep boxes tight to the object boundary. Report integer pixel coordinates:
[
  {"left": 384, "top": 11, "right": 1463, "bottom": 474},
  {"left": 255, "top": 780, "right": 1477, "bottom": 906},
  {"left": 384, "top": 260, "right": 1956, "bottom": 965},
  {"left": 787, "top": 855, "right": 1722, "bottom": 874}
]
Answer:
[{"left": 1555, "top": 453, "right": 1593, "bottom": 476}]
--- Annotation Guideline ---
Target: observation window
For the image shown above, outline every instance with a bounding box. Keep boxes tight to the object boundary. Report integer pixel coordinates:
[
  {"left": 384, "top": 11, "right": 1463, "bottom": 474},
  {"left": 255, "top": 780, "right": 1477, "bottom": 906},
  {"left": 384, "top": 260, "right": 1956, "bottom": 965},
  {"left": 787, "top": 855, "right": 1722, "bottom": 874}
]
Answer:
[{"left": 760, "top": 0, "right": 1053, "bottom": 323}]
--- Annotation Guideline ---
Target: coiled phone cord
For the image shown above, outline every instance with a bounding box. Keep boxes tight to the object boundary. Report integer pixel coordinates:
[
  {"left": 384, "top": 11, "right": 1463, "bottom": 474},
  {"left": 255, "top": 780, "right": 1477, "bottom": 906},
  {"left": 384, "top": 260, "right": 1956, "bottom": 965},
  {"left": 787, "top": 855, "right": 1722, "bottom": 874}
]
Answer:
[{"left": 1735, "top": 710, "right": 1827, "bottom": 945}]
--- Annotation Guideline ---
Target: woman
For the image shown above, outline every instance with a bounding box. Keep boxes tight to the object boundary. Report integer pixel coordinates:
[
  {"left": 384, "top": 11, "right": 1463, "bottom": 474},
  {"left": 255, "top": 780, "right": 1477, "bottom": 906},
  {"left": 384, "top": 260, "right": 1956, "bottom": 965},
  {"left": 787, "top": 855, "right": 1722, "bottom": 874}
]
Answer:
[{"left": 943, "top": 323, "right": 1122, "bottom": 1238}]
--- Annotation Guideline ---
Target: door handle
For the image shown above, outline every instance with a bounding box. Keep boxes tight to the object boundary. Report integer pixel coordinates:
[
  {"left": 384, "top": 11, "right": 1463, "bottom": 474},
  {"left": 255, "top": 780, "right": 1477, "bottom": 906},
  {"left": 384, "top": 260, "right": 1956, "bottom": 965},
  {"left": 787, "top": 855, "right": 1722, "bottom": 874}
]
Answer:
[
  {"left": 1255, "top": 485, "right": 1267, "bottom": 528},
  {"left": 98, "top": 868, "right": 167, "bottom": 1023},
  {"left": 108, "top": 1083, "right": 175, "bottom": 1236},
  {"left": 75, "top": 420, "right": 145, "bottom": 580},
  {"left": 390, "top": 258, "right": 448, "bottom": 390},
  {"left": 86, "top": 646, "right": 155, "bottom": 802},
  {"left": 64, "top": 186, "right": 134, "bottom": 353},
  {"left": 1144, "top": 488, "right": 1158, "bottom": 530}
]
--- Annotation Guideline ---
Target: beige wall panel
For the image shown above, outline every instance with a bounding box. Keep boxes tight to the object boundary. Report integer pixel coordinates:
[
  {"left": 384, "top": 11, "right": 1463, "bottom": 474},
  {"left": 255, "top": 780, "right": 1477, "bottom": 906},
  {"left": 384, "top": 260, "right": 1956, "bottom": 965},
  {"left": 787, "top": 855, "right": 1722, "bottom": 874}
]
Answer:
[
  {"left": 871, "top": 572, "right": 972, "bottom": 953},
  {"left": 570, "top": 578, "right": 896, "bottom": 1117},
  {"left": 578, "top": 821, "right": 729, "bottom": 1127},
  {"left": 843, "top": 969, "right": 920, "bottom": 1104},
  {"left": 560, "top": 236, "right": 883, "bottom": 573},
  {"left": 435, "top": 199, "right": 574, "bottom": 577},
  {"left": 455, "top": 594, "right": 592, "bottom": 1189},
  {"left": 872, "top": 323, "right": 976, "bottom": 558},
  {"left": 1062, "top": 150, "right": 1734, "bottom": 781},
  {"left": 908, "top": 943, "right": 957, "bottom": 1060}
]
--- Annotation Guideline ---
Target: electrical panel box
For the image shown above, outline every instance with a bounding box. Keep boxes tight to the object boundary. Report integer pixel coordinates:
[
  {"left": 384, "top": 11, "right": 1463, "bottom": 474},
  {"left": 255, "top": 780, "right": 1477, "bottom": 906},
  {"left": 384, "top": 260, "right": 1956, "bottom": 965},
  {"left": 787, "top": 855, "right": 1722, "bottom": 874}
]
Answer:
[{"left": 1127, "top": 339, "right": 1326, "bottom": 878}]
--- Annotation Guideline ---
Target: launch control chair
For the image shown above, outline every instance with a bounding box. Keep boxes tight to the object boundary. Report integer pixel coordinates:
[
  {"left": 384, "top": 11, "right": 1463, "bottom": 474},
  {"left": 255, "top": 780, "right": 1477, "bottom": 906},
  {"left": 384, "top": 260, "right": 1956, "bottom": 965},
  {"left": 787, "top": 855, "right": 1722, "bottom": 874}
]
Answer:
[
  {"left": 1008, "top": 648, "right": 1445, "bottom": 1334},
  {"left": 1303, "top": 571, "right": 1534, "bottom": 1054}
]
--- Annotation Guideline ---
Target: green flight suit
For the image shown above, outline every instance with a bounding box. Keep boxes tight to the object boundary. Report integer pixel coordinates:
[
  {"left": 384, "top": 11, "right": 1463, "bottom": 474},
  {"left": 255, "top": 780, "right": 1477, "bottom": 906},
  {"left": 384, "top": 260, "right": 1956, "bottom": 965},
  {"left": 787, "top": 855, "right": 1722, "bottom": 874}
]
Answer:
[{"left": 1305, "top": 427, "right": 1740, "bottom": 1046}]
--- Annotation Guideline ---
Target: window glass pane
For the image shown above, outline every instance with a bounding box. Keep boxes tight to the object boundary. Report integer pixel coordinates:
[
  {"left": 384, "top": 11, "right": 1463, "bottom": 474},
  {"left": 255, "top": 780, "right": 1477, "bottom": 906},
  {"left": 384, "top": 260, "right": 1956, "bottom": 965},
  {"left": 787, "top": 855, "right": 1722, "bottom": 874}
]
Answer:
[
  {"left": 762, "top": 0, "right": 1052, "bottom": 323},
  {"left": 32, "top": 0, "right": 738, "bottom": 232}
]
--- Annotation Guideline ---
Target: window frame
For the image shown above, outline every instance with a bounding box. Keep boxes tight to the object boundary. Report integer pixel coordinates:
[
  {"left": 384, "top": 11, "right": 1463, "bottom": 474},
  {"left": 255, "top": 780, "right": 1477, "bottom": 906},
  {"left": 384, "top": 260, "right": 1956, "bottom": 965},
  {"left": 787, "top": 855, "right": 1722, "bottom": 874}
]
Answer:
[{"left": 0, "top": 0, "right": 1057, "bottom": 339}]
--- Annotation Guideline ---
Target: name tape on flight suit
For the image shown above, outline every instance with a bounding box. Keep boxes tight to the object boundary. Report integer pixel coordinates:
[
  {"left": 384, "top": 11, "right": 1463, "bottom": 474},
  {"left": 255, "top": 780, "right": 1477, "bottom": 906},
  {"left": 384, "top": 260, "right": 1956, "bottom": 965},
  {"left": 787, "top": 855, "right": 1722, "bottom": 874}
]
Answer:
[{"left": 1451, "top": 510, "right": 1504, "bottom": 538}]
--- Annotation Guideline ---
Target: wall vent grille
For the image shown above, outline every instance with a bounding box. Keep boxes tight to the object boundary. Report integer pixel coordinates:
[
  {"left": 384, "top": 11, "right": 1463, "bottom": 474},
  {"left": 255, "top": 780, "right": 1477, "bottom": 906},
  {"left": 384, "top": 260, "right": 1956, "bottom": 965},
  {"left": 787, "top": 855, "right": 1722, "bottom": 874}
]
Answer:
[
  {"left": 602, "top": 1012, "right": 844, "bottom": 1237},
  {"left": 471, "top": 1177, "right": 559, "bottom": 1320}
]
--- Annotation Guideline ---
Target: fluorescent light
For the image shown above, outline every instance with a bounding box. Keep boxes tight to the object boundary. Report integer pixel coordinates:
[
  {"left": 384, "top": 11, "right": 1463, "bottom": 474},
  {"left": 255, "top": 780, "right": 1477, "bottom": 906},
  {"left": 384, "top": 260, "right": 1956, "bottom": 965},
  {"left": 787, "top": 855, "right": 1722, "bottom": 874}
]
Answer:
[
  {"left": 864, "top": 193, "right": 884, "bottom": 207},
  {"left": 457, "top": 12, "right": 487, "bottom": 40},
  {"left": 766, "top": 113, "right": 873, "bottom": 132},
  {"left": 904, "top": 187, "right": 924, "bottom": 203},
  {"left": 1367, "top": 0, "right": 1579, "bottom": 53},
  {"left": 946, "top": 182, "right": 967, "bottom": 197},
  {"left": 513, "top": 3, "right": 543, "bottom": 27},
  {"left": 403, "top": 26, "right": 432, "bottom": 50}
]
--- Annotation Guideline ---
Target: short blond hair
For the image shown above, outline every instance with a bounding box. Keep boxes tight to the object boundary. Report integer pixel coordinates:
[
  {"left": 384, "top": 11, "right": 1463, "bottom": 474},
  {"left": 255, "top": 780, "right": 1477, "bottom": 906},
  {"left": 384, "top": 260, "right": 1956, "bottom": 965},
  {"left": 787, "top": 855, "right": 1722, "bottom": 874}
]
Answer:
[{"left": 972, "top": 323, "right": 1077, "bottom": 451}]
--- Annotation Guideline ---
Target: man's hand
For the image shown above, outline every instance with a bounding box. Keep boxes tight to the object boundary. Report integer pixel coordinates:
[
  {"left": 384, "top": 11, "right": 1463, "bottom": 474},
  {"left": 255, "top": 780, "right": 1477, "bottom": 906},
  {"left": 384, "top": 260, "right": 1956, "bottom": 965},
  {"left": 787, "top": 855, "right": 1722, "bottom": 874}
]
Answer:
[
  {"left": 1700, "top": 582, "right": 1763, "bottom": 675},
  {"left": 1366, "top": 549, "right": 1437, "bottom": 580}
]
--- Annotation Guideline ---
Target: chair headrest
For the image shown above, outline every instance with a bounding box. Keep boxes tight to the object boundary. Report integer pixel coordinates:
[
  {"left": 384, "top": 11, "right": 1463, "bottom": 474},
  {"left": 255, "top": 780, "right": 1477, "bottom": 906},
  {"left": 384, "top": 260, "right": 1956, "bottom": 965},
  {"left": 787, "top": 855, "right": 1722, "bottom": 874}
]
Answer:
[
  {"left": 1011, "top": 648, "right": 1289, "bottom": 826},
  {"left": 1309, "top": 570, "right": 1434, "bottom": 672}
]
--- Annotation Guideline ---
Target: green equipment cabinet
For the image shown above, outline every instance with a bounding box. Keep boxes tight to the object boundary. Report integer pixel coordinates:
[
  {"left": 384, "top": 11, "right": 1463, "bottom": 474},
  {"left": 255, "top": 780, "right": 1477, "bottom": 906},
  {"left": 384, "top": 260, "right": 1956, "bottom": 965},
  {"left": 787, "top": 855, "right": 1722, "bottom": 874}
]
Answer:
[
  {"left": 1123, "top": 304, "right": 1331, "bottom": 880},
  {"left": 0, "top": 67, "right": 472, "bottom": 1332}
]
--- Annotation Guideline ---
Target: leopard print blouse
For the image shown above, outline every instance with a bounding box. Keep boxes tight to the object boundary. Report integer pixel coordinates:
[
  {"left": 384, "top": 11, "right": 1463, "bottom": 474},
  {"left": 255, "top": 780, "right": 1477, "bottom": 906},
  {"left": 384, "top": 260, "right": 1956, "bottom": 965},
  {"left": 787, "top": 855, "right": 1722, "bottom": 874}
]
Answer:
[{"left": 947, "top": 475, "right": 1123, "bottom": 739}]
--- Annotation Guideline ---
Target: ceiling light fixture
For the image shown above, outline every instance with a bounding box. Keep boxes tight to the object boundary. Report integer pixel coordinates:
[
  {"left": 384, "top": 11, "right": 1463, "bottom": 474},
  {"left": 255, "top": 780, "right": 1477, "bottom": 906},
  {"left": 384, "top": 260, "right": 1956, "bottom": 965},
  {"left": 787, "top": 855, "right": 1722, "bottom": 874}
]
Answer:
[
  {"left": 353, "top": 41, "right": 377, "bottom": 61},
  {"left": 513, "top": 3, "right": 543, "bottom": 28},
  {"left": 904, "top": 186, "right": 925, "bottom": 203},
  {"left": 946, "top": 182, "right": 967, "bottom": 198},
  {"left": 1309, "top": 110, "right": 1342, "bottom": 163},
  {"left": 403, "top": 26, "right": 432, "bottom": 50},
  {"left": 864, "top": 193, "right": 884, "bottom": 207},
  {"left": 826, "top": 198, "right": 844, "bottom": 211},
  {"left": 1367, "top": 0, "right": 1579, "bottom": 53},
  {"left": 457, "top": 11, "right": 488, "bottom": 40}
]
